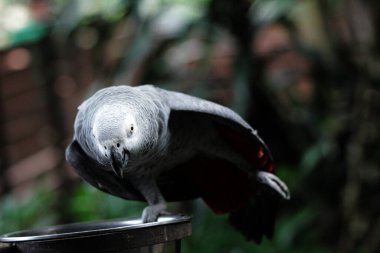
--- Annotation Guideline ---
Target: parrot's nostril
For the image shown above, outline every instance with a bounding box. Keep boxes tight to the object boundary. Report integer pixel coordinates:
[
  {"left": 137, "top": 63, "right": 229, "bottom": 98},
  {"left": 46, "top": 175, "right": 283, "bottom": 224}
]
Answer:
[{"left": 117, "top": 143, "right": 120, "bottom": 148}]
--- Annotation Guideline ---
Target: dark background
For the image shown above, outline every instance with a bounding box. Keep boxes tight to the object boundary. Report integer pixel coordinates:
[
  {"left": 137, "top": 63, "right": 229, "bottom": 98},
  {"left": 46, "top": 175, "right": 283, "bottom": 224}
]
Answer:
[{"left": 0, "top": 0, "right": 379, "bottom": 252}]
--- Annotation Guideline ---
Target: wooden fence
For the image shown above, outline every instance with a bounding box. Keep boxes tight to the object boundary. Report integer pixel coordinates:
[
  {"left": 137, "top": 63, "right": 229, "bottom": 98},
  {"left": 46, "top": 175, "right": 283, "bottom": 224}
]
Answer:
[{"left": 0, "top": 35, "right": 96, "bottom": 197}]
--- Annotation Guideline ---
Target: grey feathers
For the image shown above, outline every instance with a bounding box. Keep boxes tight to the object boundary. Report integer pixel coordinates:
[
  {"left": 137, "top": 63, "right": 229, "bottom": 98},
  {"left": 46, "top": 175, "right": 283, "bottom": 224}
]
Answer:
[
  {"left": 74, "top": 85, "right": 170, "bottom": 167},
  {"left": 67, "top": 84, "right": 290, "bottom": 242}
]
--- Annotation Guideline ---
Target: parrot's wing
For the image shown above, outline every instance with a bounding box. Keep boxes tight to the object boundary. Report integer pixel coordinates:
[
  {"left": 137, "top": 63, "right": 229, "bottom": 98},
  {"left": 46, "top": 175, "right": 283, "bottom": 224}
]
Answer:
[
  {"left": 159, "top": 88, "right": 273, "bottom": 172},
  {"left": 159, "top": 88, "right": 281, "bottom": 243},
  {"left": 66, "top": 140, "right": 144, "bottom": 201}
]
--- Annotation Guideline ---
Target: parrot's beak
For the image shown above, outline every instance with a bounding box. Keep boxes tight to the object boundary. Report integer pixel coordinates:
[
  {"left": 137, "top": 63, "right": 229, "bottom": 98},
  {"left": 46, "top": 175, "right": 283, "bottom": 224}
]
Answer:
[{"left": 110, "top": 147, "right": 129, "bottom": 179}]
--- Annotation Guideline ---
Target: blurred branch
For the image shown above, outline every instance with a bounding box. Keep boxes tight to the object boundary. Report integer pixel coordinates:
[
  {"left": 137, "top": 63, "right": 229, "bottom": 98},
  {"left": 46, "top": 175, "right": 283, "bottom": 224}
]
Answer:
[
  {"left": 340, "top": 74, "right": 369, "bottom": 252},
  {"left": 0, "top": 77, "right": 11, "bottom": 196},
  {"left": 339, "top": 1, "right": 378, "bottom": 251},
  {"left": 37, "top": 32, "right": 74, "bottom": 223},
  {"left": 207, "top": 0, "right": 252, "bottom": 50}
]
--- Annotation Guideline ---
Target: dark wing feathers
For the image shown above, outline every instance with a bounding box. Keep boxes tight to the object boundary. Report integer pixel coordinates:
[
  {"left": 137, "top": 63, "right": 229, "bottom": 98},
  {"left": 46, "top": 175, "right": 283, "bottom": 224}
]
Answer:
[
  {"left": 160, "top": 88, "right": 273, "bottom": 172},
  {"left": 160, "top": 87, "right": 279, "bottom": 243},
  {"left": 228, "top": 186, "right": 279, "bottom": 243},
  {"left": 157, "top": 153, "right": 253, "bottom": 213},
  {"left": 155, "top": 157, "right": 203, "bottom": 201},
  {"left": 66, "top": 140, "right": 144, "bottom": 201},
  {"left": 211, "top": 117, "right": 274, "bottom": 172}
]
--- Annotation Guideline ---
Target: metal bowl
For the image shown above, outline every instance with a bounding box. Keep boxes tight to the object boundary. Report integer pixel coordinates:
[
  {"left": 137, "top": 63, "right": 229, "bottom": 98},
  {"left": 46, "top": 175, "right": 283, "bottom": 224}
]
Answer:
[{"left": 0, "top": 215, "right": 191, "bottom": 253}]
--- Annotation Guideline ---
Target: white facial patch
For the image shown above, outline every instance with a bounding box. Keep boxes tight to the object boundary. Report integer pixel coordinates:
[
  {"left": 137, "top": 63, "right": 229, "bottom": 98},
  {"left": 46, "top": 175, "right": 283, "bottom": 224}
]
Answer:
[
  {"left": 92, "top": 104, "right": 140, "bottom": 154},
  {"left": 122, "top": 113, "right": 142, "bottom": 149}
]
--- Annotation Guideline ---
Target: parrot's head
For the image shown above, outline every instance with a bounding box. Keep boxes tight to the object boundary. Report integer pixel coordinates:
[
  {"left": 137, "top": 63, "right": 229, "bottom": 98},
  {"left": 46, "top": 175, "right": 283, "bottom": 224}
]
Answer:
[{"left": 91, "top": 101, "right": 164, "bottom": 178}]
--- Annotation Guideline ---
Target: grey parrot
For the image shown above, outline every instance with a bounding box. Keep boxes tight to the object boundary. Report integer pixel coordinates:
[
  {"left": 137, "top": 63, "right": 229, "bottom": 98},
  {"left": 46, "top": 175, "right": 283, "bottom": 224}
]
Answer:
[{"left": 66, "top": 85, "right": 290, "bottom": 243}]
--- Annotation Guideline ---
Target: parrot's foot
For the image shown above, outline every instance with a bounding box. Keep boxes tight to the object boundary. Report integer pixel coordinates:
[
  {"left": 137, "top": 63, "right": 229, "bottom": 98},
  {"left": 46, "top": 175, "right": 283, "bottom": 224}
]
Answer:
[
  {"left": 142, "top": 203, "right": 168, "bottom": 223},
  {"left": 257, "top": 171, "right": 290, "bottom": 200}
]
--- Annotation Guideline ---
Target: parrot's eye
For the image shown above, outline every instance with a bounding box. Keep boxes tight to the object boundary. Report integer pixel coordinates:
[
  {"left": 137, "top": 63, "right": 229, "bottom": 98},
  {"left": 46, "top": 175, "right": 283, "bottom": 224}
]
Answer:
[{"left": 127, "top": 124, "right": 134, "bottom": 137}]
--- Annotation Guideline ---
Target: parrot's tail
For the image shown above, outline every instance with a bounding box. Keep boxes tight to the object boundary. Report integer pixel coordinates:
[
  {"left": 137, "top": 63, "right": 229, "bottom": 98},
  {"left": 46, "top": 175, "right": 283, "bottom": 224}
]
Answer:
[{"left": 228, "top": 172, "right": 290, "bottom": 243}]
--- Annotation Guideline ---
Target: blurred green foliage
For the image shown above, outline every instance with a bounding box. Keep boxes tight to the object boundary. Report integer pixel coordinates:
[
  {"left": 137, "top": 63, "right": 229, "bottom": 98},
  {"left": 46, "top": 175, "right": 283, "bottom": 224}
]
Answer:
[
  {"left": 0, "top": 186, "right": 58, "bottom": 233},
  {"left": 0, "top": 183, "right": 145, "bottom": 234},
  {"left": 68, "top": 183, "right": 146, "bottom": 221}
]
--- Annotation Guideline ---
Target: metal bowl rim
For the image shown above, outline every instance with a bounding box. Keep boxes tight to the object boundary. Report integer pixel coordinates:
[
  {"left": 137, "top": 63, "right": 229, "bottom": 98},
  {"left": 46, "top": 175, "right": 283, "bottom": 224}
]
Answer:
[{"left": 0, "top": 215, "right": 191, "bottom": 243}]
